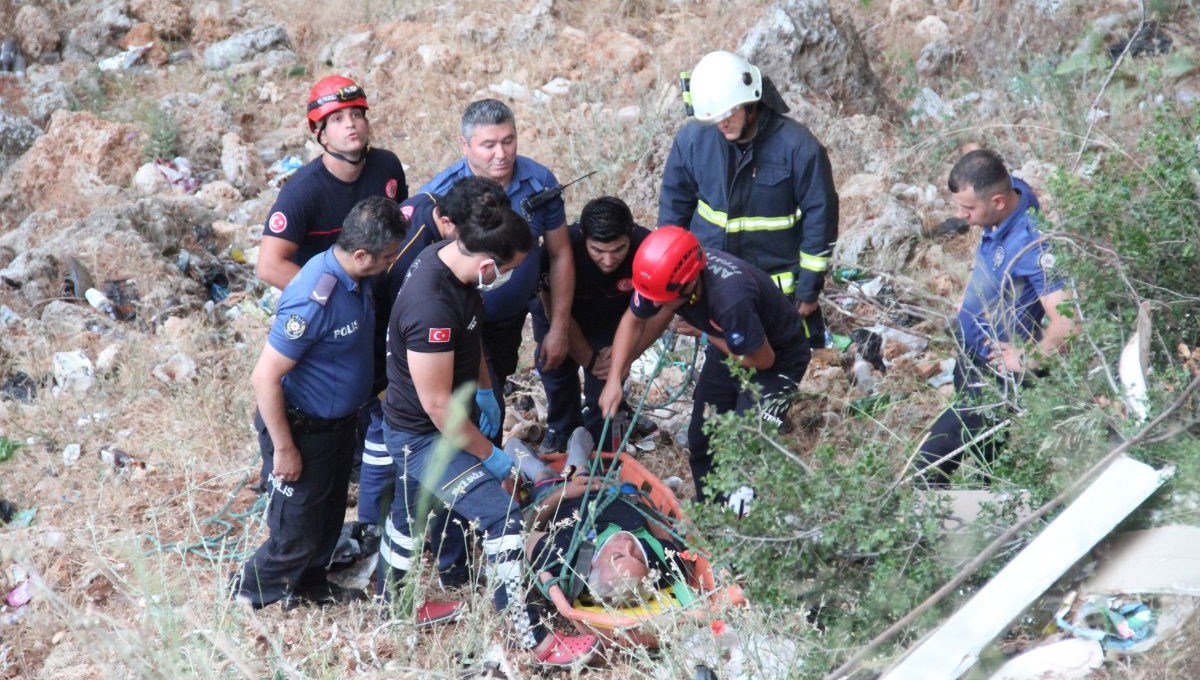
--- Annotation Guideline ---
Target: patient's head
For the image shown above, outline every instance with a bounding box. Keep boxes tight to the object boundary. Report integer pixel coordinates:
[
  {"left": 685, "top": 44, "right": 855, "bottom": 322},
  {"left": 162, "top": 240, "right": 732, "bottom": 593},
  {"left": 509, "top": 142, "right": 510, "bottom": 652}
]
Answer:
[{"left": 587, "top": 530, "right": 655, "bottom": 605}]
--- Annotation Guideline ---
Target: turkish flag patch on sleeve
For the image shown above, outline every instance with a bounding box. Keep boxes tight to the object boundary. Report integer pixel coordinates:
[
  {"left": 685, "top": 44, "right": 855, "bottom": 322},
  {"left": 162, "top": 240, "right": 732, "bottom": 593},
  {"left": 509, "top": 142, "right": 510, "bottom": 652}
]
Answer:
[{"left": 428, "top": 328, "right": 451, "bottom": 343}]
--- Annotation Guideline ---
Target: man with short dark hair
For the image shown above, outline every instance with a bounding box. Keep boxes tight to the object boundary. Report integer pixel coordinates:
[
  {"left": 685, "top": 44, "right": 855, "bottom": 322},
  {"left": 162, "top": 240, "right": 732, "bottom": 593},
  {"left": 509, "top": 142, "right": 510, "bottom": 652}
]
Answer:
[
  {"left": 916, "top": 148, "right": 1076, "bottom": 483},
  {"left": 421, "top": 99, "right": 575, "bottom": 443},
  {"left": 530, "top": 196, "right": 653, "bottom": 452},
  {"left": 233, "top": 196, "right": 405, "bottom": 609}
]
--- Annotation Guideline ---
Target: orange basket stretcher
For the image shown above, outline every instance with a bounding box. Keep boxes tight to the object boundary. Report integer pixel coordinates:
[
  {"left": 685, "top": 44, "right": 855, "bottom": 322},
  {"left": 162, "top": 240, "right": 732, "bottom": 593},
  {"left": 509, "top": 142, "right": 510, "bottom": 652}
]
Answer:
[{"left": 534, "top": 451, "right": 746, "bottom": 647}]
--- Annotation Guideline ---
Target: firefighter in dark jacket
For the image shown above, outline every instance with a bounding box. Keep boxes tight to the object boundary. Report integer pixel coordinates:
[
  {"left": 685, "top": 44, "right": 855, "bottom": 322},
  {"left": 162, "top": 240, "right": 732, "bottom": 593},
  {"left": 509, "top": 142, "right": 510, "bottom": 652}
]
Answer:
[{"left": 659, "top": 49, "right": 839, "bottom": 347}]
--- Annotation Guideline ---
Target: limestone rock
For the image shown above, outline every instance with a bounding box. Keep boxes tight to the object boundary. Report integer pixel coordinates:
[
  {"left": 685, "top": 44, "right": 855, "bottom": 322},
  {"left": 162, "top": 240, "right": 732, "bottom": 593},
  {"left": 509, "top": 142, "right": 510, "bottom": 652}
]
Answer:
[
  {"left": 317, "top": 31, "right": 372, "bottom": 69},
  {"left": 739, "top": 0, "right": 896, "bottom": 118},
  {"left": 15, "top": 5, "right": 59, "bottom": 62},
  {"left": 220, "top": 133, "right": 265, "bottom": 195},
  {"left": 203, "top": 24, "right": 290, "bottom": 71},
  {"left": 158, "top": 93, "right": 235, "bottom": 170},
  {"left": 0, "top": 112, "right": 41, "bottom": 175},
  {"left": 917, "top": 39, "right": 961, "bottom": 77},
  {"left": 119, "top": 23, "right": 169, "bottom": 67},
  {"left": 129, "top": 0, "right": 191, "bottom": 40},
  {"left": 583, "top": 31, "right": 650, "bottom": 73},
  {"left": 1, "top": 110, "right": 142, "bottom": 220},
  {"left": 64, "top": 1, "right": 135, "bottom": 60},
  {"left": 914, "top": 15, "right": 949, "bottom": 42}
]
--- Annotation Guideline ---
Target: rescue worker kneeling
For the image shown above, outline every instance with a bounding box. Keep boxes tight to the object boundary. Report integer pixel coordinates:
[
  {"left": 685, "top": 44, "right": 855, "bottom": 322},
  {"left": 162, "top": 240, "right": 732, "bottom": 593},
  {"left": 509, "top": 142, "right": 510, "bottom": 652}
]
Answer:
[
  {"left": 378, "top": 185, "right": 600, "bottom": 667},
  {"left": 599, "top": 226, "right": 812, "bottom": 502}
]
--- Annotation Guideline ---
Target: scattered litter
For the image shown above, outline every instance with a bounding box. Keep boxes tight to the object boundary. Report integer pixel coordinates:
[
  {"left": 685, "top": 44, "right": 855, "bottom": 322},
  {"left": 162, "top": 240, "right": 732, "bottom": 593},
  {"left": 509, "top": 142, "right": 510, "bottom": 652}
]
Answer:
[
  {"left": 52, "top": 351, "right": 95, "bottom": 394},
  {"left": 0, "top": 371, "right": 36, "bottom": 402},
  {"left": 928, "top": 358, "right": 956, "bottom": 387},
  {"left": 267, "top": 155, "right": 304, "bottom": 187},
  {"left": 885, "top": 456, "right": 1172, "bottom": 678},
  {"left": 0, "top": 499, "right": 15, "bottom": 523},
  {"left": 988, "top": 637, "right": 1103, "bottom": 680},
  {"left": 62, "top": 443, "right": 82, "bottom": 467},
  {"left": 849, "top": 276, "right": 885, "bottom": 298},
  {"left": 682, "top": 623, "right": 801, "bottom": 679},
  {"left": 1055, "top": 592, "right": 1156, "bottom": 652},
  {"left": 84, "top": 287, "right": 118, "bottom": 319},
  {"left": 727, "top": 486, "right": 754, "bottom": 518},
  {"left": 634, "top": 436, "right": 656, "bottom": 452},
  {"left": 8, "top": 507, "right": 36, "bottom": 528},
  {"left": 98, "top": 43, "right": 153, "bottom": 71},
  {"left": 1118, "top": 302, "right": 1151, "bottom": 422},
  {"left": 152, "top": 353, "right": 197, "bottom": 384},
  {"left": 850, "top": 328, "right": 885, "bottom": 372},
  {"left": 99, "top": 445, "right": 143, "bottom": 470},
  {"left": 63, "top": 257, "right": 96, "bottom": 300},
  {"left": 833, "top": 268, "right": 867, "bottom": 284},
  {"left": 829, "top": 333, "right": 852, "bottom": 351},
  {"left": 6, "top": 581, "right": 32, "bottom": 608},
  {"left": 76, "top": 412, "right": 109, "bottom": 427}
]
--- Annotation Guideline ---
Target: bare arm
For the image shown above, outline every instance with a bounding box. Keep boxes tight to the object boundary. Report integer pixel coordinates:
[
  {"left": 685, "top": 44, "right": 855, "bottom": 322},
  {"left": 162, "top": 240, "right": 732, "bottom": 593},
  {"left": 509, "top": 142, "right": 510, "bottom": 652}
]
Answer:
[
  {"left": 250, "top": 344, "right": 301, "bottom": 481},
  {"left": 408, "top": 349, "right": 493, "bottom": 460},
  {"left": 599, "top": 306, "right": 676, "bottom": 416},
  {"left": 539, "top": 225, "right": 575, "bottom": 370},
  {"left": 256, "top": 236, "right": 302, "bottom": 290}
]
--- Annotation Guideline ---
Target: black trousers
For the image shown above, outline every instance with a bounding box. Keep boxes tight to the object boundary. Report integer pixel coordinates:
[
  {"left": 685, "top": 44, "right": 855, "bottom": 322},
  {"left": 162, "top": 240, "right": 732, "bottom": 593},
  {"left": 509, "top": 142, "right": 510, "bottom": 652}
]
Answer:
[
  {"left": 687, "top": 346, "right": 808, "bottom": 501},
  {"left": 234, "top": 410, "right": 357, "bottom": 607},
  {"left": 916, "top": 356, "right": 1007, "bottom": 484},
  {"left": 529, "top": 300, "right": 628, "bottom": 448}
]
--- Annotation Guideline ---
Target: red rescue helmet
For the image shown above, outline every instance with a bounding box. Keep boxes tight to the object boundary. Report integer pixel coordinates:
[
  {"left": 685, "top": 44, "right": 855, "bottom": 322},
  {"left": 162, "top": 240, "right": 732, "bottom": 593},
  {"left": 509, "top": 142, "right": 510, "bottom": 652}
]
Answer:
[
  {"left": 306, "top": 75, "right": 368, "bottom": 132},
  {"left": 632, "top": 226, "right": 706, "bottom": 302}
]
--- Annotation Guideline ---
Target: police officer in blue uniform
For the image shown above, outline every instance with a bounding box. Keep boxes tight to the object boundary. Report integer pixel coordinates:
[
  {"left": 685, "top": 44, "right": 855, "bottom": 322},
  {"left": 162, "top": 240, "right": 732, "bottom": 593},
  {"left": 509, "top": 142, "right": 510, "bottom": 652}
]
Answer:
[
  {"left": 660, "top": 50, "right": 838, "bottom": 349},
  {"left": 917, "top": 149, "right": 1076, "bottom": 483},
  {"left": 599, "top": 226, "right": 811, "bottom": 501},
  {"left": 529, "top": 196, "right": 653, "bottom": 452},
  {"left": 421, "top": 99, "right": 575, "bottom": 442},
  {"left": 256, "top": 75, "right": 408, "bottom": 290},
  {"left": 232, "top": 196, "right": 405, "bottom": 609},
  {"left": 378, "top": 190, "right": 599, "bottom": 667}
]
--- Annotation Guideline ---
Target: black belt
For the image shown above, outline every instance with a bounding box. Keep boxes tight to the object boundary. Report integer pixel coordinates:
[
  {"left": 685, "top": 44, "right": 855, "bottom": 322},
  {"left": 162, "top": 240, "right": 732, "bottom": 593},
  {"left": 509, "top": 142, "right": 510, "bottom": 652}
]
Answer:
[{"left": 286, "top": 407, "right": 358, "bottom": 434}]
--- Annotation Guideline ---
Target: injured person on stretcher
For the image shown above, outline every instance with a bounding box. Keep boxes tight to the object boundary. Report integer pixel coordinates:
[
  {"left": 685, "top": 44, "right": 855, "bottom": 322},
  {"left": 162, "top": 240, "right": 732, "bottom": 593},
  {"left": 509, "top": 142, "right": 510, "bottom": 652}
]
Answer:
[{"left": 507, "top": 428, "right": 695, "bottom": 608}]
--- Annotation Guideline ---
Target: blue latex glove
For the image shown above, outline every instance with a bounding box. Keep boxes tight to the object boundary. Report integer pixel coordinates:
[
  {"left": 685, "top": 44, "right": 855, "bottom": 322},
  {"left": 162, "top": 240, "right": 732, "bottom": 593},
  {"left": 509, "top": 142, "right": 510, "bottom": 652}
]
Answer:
[
  {"left": 475, "top": 388, "right": 501, "bottom": 438},
  {"left": 481, "top": 445, "right": 514, "bottom": 480}
]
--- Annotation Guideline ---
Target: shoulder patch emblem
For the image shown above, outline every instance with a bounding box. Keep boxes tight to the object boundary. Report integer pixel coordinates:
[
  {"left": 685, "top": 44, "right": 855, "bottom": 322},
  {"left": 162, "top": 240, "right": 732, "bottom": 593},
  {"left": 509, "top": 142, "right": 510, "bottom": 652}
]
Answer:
[
  {"left": 386, "top": 179, "right": 399, "bottom": 199},
  {"left": 400, "top": 204, "right": 415, "bottom": 220},
  {"left": 268, "top": 211, "right": 287, "bottom": 234},
  {"left": 617, "top": 278, "right": 634, "bottom": 292},
  {"left": 1039, "top": 252, "right": 1056, "bottom": 270},
  {"left": 310, "top": 273, "right": 338, "bottom": 305},
  {"left": 992, "top": 245, "right": 1006, "bottom": 270},
  {"left": 283, "top": 314, "right": 307, "bottom": 339},
  {"left": 429, "top": 328, "right": 451, "bottom": 343}
]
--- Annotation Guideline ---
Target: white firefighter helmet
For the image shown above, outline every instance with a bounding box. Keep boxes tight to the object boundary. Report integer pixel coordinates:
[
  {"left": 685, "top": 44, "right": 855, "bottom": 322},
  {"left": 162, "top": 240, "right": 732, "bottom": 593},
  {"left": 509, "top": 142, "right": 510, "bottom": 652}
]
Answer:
[{"left": 687, "top": 50, "right": 762, "bottom": 123}]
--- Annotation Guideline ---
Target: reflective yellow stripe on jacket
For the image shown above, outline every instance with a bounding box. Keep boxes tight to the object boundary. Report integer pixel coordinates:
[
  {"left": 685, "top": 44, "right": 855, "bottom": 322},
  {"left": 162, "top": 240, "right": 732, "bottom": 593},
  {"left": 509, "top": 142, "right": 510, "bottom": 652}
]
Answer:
[{"left": 696, "top": 200, "right": 801, "bottom": 233}]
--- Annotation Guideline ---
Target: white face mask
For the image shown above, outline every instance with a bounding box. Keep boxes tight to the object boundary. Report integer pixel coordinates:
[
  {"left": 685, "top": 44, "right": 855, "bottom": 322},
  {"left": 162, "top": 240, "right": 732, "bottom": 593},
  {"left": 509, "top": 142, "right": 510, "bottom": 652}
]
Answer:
[{"left": 477, "top": 259, "right": 514, "bottom": 292}]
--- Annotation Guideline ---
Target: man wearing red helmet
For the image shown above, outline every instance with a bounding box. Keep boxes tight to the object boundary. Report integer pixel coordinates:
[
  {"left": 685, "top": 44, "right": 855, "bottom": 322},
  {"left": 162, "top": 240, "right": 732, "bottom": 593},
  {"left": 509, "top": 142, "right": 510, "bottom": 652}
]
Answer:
[
  {"left": 598, "top": 227, "right": 811, "bottom": 501},
  {"left": 256, "top": 75, "right": 408, "bottom": 290}
]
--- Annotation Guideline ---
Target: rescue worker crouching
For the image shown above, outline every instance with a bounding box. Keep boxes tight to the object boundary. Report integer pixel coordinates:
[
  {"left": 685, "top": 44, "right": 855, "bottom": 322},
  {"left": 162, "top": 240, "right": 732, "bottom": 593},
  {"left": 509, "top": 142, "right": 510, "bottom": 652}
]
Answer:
[
  {"left": 916, "top": 148, "right": 1076, "bottom": 484},
  {"left": 231, "top": 196, "right": 405, "bottom": 610},
  {"left": 530, "top": 196, "right": 657, "bottom": 454},
  {"left": 378, "top": 186, "right": 600, "bottom": 667},
  {"left": 660, "top": 50, "right": 838, "bottom": 348},
  {"left": 599, "top": 226, "right": 811, "bottom": 502}
]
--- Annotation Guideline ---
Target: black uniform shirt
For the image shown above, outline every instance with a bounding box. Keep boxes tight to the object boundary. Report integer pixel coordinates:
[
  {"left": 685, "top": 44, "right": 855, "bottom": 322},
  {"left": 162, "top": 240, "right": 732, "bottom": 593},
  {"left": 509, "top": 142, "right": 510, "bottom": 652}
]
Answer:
[
  {"left": 630, "top": 249, "right": 809, "bottom": 373},
  {"left": 263, "top": 148, "right": 408, "bottom": 266},
  {"left": 543, "top": 224, "right": 651, "bottom": 340},
  {"left": 370, "top": 192, "right": 442, "bottom": 392},
  {"left": 384, "top": 242, "right": 484, "bottom": 433}
]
